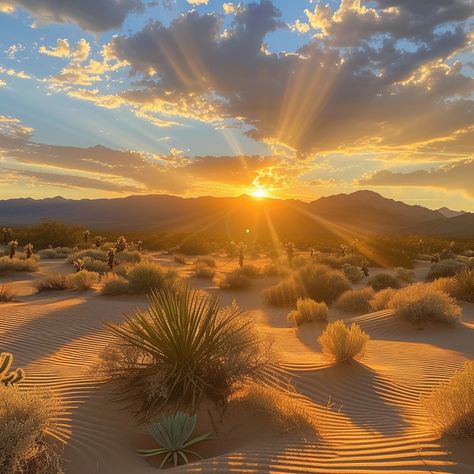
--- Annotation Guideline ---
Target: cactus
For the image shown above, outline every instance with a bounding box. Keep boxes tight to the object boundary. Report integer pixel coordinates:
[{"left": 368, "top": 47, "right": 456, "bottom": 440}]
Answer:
[
  {"left": 73, "top": 259, "right": 85, "bottom": 272},
  {"left": 137, "top": 240, "right": 143, "bottom": 251},
  {"left": 8, "top": 240, "right": 18, "bottom": 259},
  {"left": 24, "top": 243, "right": 33, "bottom": 259},
  {"left": 83, "top": 230, "right": 90, "bottom": 243},
  {"left": 0, "top": 352, "right": 25, "bottom": 386},
  {"left": 238, "top": 242, "right": 246, "bottom": 268},
  {"left": 284, "top": 241, "right": 296, "bottom": 265},
  {"left": 115, "top": 236, "right": 128, "bottom": 252},
  {"left": 94, "top": 235, "right": 104, "bottom": 248},
  {"left": 107, "top": 248, "right": 116, "bottom": 270},
  {"left": 2, "top": 227, "right": 12, "bottom": 244}
]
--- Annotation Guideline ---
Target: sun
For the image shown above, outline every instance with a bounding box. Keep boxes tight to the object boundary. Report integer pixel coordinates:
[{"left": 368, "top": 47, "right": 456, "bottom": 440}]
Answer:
[{"left": 250, "top": 187, "right": 268, "bottom": 198}]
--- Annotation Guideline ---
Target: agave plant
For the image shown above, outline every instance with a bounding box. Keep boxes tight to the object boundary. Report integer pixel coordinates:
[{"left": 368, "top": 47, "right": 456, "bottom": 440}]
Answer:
[
  {"left": 138, "top": 412, "right": 211, "bottom": 468},
  {"left": 451, "top": 268, "right": 474, "bottom": 302}
]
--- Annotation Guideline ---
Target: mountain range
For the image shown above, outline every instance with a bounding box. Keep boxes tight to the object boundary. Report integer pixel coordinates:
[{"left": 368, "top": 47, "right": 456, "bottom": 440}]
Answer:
[{"left": 0, "top": 190, "right": 472, "bottom": 239}]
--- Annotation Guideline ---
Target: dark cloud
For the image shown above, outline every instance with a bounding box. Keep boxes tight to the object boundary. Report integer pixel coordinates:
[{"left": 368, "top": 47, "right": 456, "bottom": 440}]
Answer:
[
  {"left": 9, "top": 0, "right": 144, "bottom": 32},
  {"left": 103, "top": 0, "right": 473, "bottom": 157},
  {"left": 359, "top": 159, "right": 474, "bottom": 197}
]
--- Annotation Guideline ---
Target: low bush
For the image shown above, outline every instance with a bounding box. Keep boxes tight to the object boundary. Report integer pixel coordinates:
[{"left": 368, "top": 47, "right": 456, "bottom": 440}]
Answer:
[
  {"left": 367, "top": 272, "right": 401, "bottom": 291},
  {"left": 178, "top": 235, "right": 211, "bottom": 255},
  {"left": 262, "top": 263, "right": 290, "bottom": 278},
  {"left": 67, "top": 249, "right": 107, "bottom": 263},
  {"left": 239, "top": 264, "right": 260, "bottom": 278},
  {"left": 422, "top": 361, "right": 474, "bottom": 438},
  {"left": 395, "top": 267, "right": 416, "bottom": 283},
  {"left": 0, "top": 385, "right": 63, "bottom": 473},
  {"left": 195, "top": 256, "right": 216, "bottom": 267},
  {"left": 193, "top": 263, "right": 215, "bottom": 279},
  {"left": 101, "top": 274, "right": 130, "bottom": 295},
  {"left": 389, "top": 283, "right": 461, "bottom": 326},
  {"left": 0, "top": 285, "right": 16, "bottom": 302},
  {"left": 101, "top": 287, "right": 273, "bottom": 421},
  {"left": 318, "top": 320, "right": 369, "bottom": 363},
  {"left": 427, "top": 259, "right": 465, "bottom": 281},
  {"left": 287, "top": 298, "right": 328, "bottom": 326},
  {"left": 450, "top": 268, "right": 474, "bottom": 302},
  {"left": 0, "top": 257, "right": 38, "bottom": 274},
  {"left": 219, "top": 269, "right": 251, "bottom": 290},
  {"left": 262, "top": 278, "right": 300, "bottom": 306},
  {"left": 66, "top": 270, "right": 99, "bottom": 291},
  {"left": 173, "top": 254, "right": 187, "bottom": 264},
  {"left": 126, "top": 262, "right": 177, "bottom": 295},
  {"left": 82, "top": 257, "right": 109, "bottom": 274},
  {"left": 115, "top": 250, "right": 142, "bottom": 264},
  {"left": 370, "top": 288, "right": 397, "bottom": 311},
  {"left": 335, "top": 287, "right": 375, "bottom": 314},
  {"left": 36, "top": 273, "right": 70, "bottom": 292},
  {"left": 37, "top": 247, "right": 72, "bottom": 259},
  {"left": 343, "top": 264, "right": 364, "bottom": 283}
]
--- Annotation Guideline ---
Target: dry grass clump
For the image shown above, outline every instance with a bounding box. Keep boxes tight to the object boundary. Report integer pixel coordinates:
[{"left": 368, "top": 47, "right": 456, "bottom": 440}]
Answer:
[
  {"left": 0, "top": 256, "right": 38, "bottom": 274},
  {"left": 370, "top": 288, "right": 397, "bottom": 311},
  {"left": 239, "top": 264, "right": 260, "bottom": 278},
  {"left": 235, "top": 382, "right": 318, "bottom": 434},
  {"left": 395, "top": 267, "right": 416, "bottom": 283},
  {"left": 262, "top": 262, "right": 290, "bottom": 278},
  {"left": 219, "top": 269, "right": 252, "bottom": 290},
  {"left": 193, "top": 263, "right": 215, "bottom": 279},
  {"left": 263, "top": 263, "right": 351, "bottom": 306},
  {"left": 315, "top": 253, "right": 365, "bottom": 269},
  {"left": 0, "top": 285, "right": 16, "bottom": 302},
  {"left": 422, "top": 361, "right": 474, "bottom": 438},
  {"left": 318, "top": 320, "right": 369, "bottom": 363},
  {"left": 343, "top": 264, "right": 364, "bottom": 283},
  {"left": 389, "top": 282, "right": 461, "bottom": 326},
  {"left": 101, "top": 274, "right": 131, "bottom": 295},
  {"left": 36, "top": 272, "right": 70, "bottom": 292},
  {"left": 173, "top": 254, "right": 187, "bottom": 264},
  {"left": 367, "top": 272, "right": 401, "bottom": 291},
  {"left": 0, "top": 386, "right": 63, "bottom": 473},
  {"left": 101, "top": 288, "right": 274, "bottom": 421},
  {"left": 67, "top": 248, "right": 107, "bottom": 263},
  {"left": 66, "top": 270, "right": 99, "bottom": 291},
  {"left": 195, "top": 256, "right": 216, "bottom": 267},
  {"left": 427, "top": 259, "right": 464, "bottom": 281},
  {"left": 37, "top": 247, "right": 72, "bottom": 259},
  {"left": 288, "top": 298, "right": 328, "bottom": 326},
  {"left": 127, "top": 262, "right": 177, "bottom": 295},
  {"left": 450, "top": 268, "right": 474, "bottom": 302},
  {"left": 335, "top": 287, "right": 375, "bottom": 314},
  {"left": 81, "top": 256, "right": 109, "bottom": 274}
]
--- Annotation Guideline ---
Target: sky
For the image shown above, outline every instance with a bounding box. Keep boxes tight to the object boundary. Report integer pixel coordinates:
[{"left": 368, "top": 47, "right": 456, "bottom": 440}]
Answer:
[{"left": 0, "top": 0, "right": 473, "bottom": 210}]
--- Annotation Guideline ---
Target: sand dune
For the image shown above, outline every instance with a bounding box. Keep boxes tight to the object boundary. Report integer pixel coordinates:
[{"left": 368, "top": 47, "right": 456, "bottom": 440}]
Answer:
[{"left": 1, "top": 256, "right": 473, "bottom": 473}]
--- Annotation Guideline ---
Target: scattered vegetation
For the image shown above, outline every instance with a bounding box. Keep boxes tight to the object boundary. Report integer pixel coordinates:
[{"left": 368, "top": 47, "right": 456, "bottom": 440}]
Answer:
[
  {"left": 335, "top": 287, "right": 375, "bottom": 314},
  {"left": 37, "top": 247, "right": 72, "bottom": 259},
  {"left": 36, "top": 272, "right": 70, "bottom": 292},
  {"left": 263, "top": 262, "right": 290, "bottom": 278},
  {"left": 173, "top": 254, "right": 187, "bottom": 264},
  {"left": 193, "top": 263, "right": 215, "bottom": 279},
  {"left": 239, "top": 264, "right": 260, "bottom": 278},
  {"left": 101, "top": 274, "right": 131, "bottom": 295},
  {"left": 219, "top": 268, "right": 252, "bottom": 290},
  {"left": 287, "top": 298, "right": 328, "bottom": 326},
  {"left": 137, "top": 412, "right": 211, "bottom": 468},
  {"left": 370, "top": 288, "right": 397, "bottom": 311},
  {"left": 81, "top": 257, "right": 109, "bottom": 274},
  {"left": 66, "top": 270, "right": 99, "bottom": 291},
  {"left": 427, "top": 259, "right": 465, "bottom": 281},
  {"left": 318, "top": 320, "right": 369, "bottom": 363},
  {"left": 178, "top": 235, "right": 211, "bottom": 256},
  {"left": 343, "top": 264, "right": 364, "bottom": 283},
  {"left": 101, "top": 288, "right": 273, "bottom": 421},
  {"left": 195, "top": 256, "right": 216, "bottom": 267},
  {"left": 367, "top": 272, "right": 401, "bottom": 291},
  {"left": 395, "top": 267, "right": 416, "bottom": 283},
  {"left": 422, "top": 361, "right": 474, "bottom": 438},
  {"left": 0, "top": 256, "right": 38, "bottom": 274},
  {"left": 67, "top": 249, "right": 107, "bottom": 263},
  {"left": 0, "top": 285, "right": 16, "bottom": 303},
  {"left": 126, "top": 262, "right": 177, "bottom": 295}
]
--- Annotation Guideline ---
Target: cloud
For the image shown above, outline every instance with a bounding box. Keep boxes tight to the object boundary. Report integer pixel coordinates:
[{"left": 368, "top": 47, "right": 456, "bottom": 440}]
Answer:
[
  {"left": 187, "top": 0, "right": 208, "bottom": 5},
  {"left": 358, "top": 159, "right": 474, "bottom": 197},
  {"left": 39, "top": 38, "right": 71, "bottom": 58},
  {"left": 0, "top": 79, "right": 6, "bottom": 87},
  {"left": 91, "top": 0, "right": 473, "bottom": 157},
  {"left": 6, "top": 0, "right": 144, "bottom": 32},
  {"left": 0, "top": 66, "right": 32, "bottom": 80}
]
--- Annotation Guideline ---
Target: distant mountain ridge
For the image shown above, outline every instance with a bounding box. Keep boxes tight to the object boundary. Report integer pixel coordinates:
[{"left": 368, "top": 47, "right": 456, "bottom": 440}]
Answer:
[{"left": 0, "top": 191, "right": 473, "bottom": 238}]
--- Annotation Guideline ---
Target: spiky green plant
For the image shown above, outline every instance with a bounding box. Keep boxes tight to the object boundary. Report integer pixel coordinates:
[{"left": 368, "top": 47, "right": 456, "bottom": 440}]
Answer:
[
  {"left": 0, "top": 352, "right": 25, "bottom": 386},
  {"left": 104, "top": 287, "right": 273, "bottom": 421},
  {"left": 451, "top": 268, "right": 474, "bottom": 302},
  {"left": 137, "top": 412, "right": 211, "bottom": 468}
]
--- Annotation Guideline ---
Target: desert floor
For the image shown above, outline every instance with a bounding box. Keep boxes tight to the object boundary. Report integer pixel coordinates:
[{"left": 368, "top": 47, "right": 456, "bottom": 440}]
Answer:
[{"left": 1, "top": 254, "right": 473, "bottom": 473}]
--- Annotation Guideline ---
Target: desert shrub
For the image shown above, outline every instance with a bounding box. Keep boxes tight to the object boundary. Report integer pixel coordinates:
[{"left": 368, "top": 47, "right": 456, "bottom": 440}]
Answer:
[
  {"left": 0, "top": 385, "right": 63, "bottom": 473},
  {"left": 240, "top": 264, "right": 260, "bottom": 278},
  {"left": 195, "top": 256, "right": 216, "bottom": 267},
  {"left": 101, "top": 274, "right": 130, "bottom": 295},
  {"left": 450, "top": 268, "right": 474, "bottom": 302},
  {"left": 367, "top": 272, "right": 401, "bottom": 291},
  {"left": 262, "top": 278, "right": 300, "bottom": 306},
  {"left": 67, "top": 249, "right": 107, "bottom": 263},
  {"left": 343, "top": 264, "right": 364, "bottom": 283},
  {"left": 37, "top": 247, "right": 72, "bottom": 259},
  {"left": 101, "top": 287, "right": 273, "bottom": 421},
  {"left": 115, "top": 250, "right": 142, "bottom": 264},
  {"left": 287, "top": 298, "right": 328, "bottom": 326},
  {"left": 315, "top": 253, "right": 365, "bottom": 269},
  {"left": 263, "top": 263, "right": 290, "bottom": 278},
  {"left": 178, "top": 235, "right": 211, "bottom": 255},
  {"left": 0, "top": 256, "right": 38, "bottom": 274},
  {"left": 427, "top": 259, "right": 465, "bottom": 281},
  {"left": 335, "top": 287, "right": 375, "bottom": 314},
  {"left": 318, "top": 320, "right": 369, "bottom": 363},
  {"left": 389, "top": 283, "right": 461, "bottom": 325},
  {"left": 36, "top": 273, "right": 71, "bottom": 292},
  {"left": 126, "top": 262, "right": 177, "bottom": 295},
  {"left": 464, "top": 250, "right": 474, "bottom": 258},
  {"left": 370, "top": 288, "right": 397, "bottom": 311},
  {"left": 428, "top": 277, "right": 455, "bottom": 296},
  {"left": 112, "top": 264, "right": 131, "bottom": 278},
  {"left": 0, "top": 285, "right": 16, "bottom": 302},
  {"left": 219, "top": 269, "right": 251, "bottom": 290},
  {"left": 13, "top": 219, "right": 82, "bottom": 249},
  {"left": 193, "top": 263, "right": 215, "bottom": 279},
  {"left": 81, "top": 257, "right": 109, "bottom": 274},
  {"left": 291, "top": 255, "right": 310, "bottom": 268},
  {"left": 235, "top": 383, "right": 318, "bottom": 434},
  {"left": 422, "top": 361, "right": 474, "bottom": 438},
  {"left": 173, "top": 254, "right": 187, "bottom": 264},
  {"left": 66, "top": 270, "right": 99, "bottom": 291},
  {"left": 395, "top": 267, "right": 416, "bottom": 283}
]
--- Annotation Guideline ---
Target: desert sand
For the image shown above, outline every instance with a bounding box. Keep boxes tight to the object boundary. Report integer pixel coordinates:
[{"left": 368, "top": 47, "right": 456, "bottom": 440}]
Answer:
[{"left": 1, "top": 255, "right": 473, "bottom": 473}]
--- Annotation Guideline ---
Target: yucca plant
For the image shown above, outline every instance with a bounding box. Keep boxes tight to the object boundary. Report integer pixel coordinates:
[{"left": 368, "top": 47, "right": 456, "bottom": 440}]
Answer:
[
  {"left": 104, "top": 287, "right": 273, "bottom": 421},
  {"left": 451, "top": 268, "right": 474, "bottom": 302},
  {"left": 138, "top": 412, "right": 211, "bottom": 468},
  {"left": 1, "top": 352, "right": 25, "bottom": 386}
]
